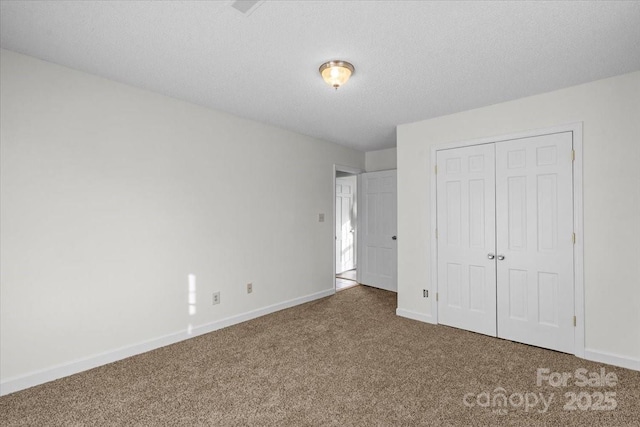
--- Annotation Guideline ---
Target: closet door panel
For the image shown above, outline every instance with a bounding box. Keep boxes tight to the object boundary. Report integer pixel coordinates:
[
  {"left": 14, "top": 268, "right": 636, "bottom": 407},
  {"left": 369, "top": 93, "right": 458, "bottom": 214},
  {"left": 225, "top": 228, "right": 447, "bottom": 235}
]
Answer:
[
  {"left": 437, "top": 144, "right": 497, "bottom": 336},
  {"left": 495, "top": 132, "right": 574, "bottom": 353}
]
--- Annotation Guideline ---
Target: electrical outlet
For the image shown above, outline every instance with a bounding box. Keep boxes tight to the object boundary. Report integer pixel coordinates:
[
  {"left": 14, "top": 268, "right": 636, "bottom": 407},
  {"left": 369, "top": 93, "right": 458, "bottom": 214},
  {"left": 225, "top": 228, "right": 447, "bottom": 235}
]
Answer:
[
  {"left": 212, "top": 292, "right": 220, "bottom": 305},
  {"left": 318, "top": 213, "right": 325, "bottom": 222},
  {"left": 423, "top": 289, "right": 428, "bottom": 298},
  {"left": 247, "top": 283, "right": 253, "bottom": 294}
]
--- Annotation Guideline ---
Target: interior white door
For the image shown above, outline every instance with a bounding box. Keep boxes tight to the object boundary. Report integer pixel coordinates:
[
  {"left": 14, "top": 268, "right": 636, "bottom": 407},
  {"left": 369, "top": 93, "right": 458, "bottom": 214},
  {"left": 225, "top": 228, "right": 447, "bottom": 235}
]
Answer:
[
  {"left": 495, "top": 132, "right": 574, "bottom": 353},
  {"left": 336, "top": 176, "right": 356, "bottom": 274},
  {"left": 359, "top": 170, "right": 397, "bottom": 292},
  {"left": 436, "top": 144, "right": 497, "bottom": 336}
]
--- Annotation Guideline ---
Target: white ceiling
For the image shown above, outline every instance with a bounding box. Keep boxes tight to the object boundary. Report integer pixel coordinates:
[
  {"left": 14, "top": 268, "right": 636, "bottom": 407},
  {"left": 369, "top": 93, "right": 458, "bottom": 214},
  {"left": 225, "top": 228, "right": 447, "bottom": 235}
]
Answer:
[{"left": 1, "top": 1, "right": 639, "bottom": 152}]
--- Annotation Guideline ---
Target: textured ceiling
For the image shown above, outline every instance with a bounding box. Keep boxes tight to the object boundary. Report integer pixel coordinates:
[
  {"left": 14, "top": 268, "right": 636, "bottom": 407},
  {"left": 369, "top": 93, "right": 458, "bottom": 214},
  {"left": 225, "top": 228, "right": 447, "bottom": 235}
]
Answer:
[{"left": 1, "top": 1, "right": 639, "bottom": 151}]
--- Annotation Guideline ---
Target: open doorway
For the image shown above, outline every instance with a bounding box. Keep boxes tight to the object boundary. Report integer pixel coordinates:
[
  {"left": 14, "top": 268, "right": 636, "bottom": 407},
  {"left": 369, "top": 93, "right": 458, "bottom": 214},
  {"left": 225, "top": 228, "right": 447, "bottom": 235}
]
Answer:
[{"left": 334, "top": 166, "right": 361, "bottom": 291}]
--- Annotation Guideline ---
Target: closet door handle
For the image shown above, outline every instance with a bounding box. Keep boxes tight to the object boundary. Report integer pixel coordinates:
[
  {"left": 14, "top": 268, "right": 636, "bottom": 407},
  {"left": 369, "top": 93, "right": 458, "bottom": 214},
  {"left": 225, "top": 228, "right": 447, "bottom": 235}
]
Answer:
[
  {"left": 497, "top": 255, "right": 505, "bottom": 261},
  {"left": 487, "top": 254, "right": 495, "bottom": 260}
]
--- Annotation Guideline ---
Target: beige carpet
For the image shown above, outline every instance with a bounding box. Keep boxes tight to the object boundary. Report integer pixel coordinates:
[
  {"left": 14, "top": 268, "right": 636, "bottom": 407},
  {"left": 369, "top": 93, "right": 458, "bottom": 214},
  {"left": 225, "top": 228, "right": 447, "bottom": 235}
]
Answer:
[{"left": 1, "top": 286, "right": 639, "bottom": 426}]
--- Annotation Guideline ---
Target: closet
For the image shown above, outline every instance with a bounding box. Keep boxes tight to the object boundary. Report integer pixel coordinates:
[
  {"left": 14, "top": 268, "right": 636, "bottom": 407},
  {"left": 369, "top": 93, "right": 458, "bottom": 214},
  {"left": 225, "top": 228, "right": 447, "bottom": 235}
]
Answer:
[{"left": 436, "top": 131, "right": 575, "bottom": 353}]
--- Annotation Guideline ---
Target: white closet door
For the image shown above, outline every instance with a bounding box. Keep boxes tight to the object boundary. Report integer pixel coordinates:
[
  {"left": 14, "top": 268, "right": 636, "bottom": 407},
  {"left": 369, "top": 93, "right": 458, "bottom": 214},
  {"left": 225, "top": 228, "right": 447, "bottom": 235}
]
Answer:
[
  {"left": 495, "top": 132, "right": 574, "bottom": 353},
  {"left": 437, "top": 144, "right": 497, "bottom": 336},
  {"left": 336, "top": 177, "right": 356, "bottom": 274},
  {"left": 359, "top": 170, "right": 397, "bottom": 292}
]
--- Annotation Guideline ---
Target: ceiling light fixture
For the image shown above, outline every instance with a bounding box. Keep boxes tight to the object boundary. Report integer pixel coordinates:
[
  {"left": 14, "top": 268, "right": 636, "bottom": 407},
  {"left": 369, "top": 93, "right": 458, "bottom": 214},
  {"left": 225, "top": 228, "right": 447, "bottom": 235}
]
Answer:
[{"left": 319, "top": 60, "right": 355, "bottom": 90}]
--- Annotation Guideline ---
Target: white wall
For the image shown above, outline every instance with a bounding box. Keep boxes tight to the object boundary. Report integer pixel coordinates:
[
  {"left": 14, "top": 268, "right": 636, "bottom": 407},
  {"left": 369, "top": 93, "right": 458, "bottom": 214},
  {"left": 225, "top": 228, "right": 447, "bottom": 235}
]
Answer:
[
  {"left": 0, "top": 49, "right": 365, "bottom": 391},
  {"left": 365, "top": 147, "right": 396, "bottom": 172},
  {"left": 397, "top": 71, "right": 640, "bottom": 366}
]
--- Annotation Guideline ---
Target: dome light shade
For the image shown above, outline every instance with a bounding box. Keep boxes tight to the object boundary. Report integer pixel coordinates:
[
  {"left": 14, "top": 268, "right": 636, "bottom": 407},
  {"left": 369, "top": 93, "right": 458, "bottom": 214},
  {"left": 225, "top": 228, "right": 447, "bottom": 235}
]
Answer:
[{"left": 319, "top": 60, "right": 354, "bottom": 89}]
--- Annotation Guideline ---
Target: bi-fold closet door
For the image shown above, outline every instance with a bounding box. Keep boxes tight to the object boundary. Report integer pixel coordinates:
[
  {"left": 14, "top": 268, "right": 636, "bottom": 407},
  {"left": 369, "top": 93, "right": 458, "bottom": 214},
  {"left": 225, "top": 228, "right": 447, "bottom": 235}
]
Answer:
[{"left": 436, "top": 132, "right": 575, "bottom": 353}]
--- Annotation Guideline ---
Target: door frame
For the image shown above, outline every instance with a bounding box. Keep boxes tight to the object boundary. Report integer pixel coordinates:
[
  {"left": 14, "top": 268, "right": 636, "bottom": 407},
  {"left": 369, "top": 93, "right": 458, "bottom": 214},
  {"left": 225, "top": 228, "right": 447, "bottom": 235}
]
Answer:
[
  {"left": 429, "top": 122, "right": 584, "bottom": 357},
  {"left": 333, "top": 164, "right": 363, "bottom": 291}
]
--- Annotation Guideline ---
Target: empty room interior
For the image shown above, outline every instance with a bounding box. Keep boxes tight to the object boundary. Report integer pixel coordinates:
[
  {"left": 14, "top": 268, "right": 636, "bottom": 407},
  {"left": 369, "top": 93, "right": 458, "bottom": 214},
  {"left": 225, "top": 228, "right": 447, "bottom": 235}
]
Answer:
[{"left": 1, "top": 1, "right": 639, "bottom": 425}]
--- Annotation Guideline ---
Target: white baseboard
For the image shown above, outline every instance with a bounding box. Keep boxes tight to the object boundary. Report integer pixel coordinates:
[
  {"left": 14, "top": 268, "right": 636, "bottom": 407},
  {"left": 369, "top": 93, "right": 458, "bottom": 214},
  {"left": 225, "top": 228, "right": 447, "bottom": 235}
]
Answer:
[
  {"left": 394, "top": 310, "right": 640, "bottom": 372},
  {"left": 0, "top": 288, "right": 335, "bottom": 396},
  {"left": 396, "top": 308, "right": 437, "bottom": 325},
  {"left": 582, "top": 348, "right": 640, "bottom": 372}
]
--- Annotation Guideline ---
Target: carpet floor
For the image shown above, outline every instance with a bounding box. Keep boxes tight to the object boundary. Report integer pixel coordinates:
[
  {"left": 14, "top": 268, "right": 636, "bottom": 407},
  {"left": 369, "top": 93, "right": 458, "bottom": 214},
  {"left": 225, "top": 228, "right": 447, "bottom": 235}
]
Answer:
[{"left": 1, "top": 286, "right": 639, "bottom": 426}]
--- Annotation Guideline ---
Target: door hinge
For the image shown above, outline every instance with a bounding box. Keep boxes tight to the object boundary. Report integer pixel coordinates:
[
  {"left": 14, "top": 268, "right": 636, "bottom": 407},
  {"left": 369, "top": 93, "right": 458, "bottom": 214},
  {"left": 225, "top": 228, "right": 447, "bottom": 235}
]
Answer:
[
  {"left": 435, "top": 228, "right": 438, "bottom": 239},
  {"left": 573, "top": 316, "right": 577, "bottom": 327},
  {"left": 572, "top": 233, "right": 576, "bottom": 244},
  {"left": 436, "top": 292, "right": 439, "bottom": 301},
  {"left": 571, "top": 150, "right": 575, "bottom": 161},
  {"left": 435, "top": 165, "right": 438, "bottom": 174}
]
